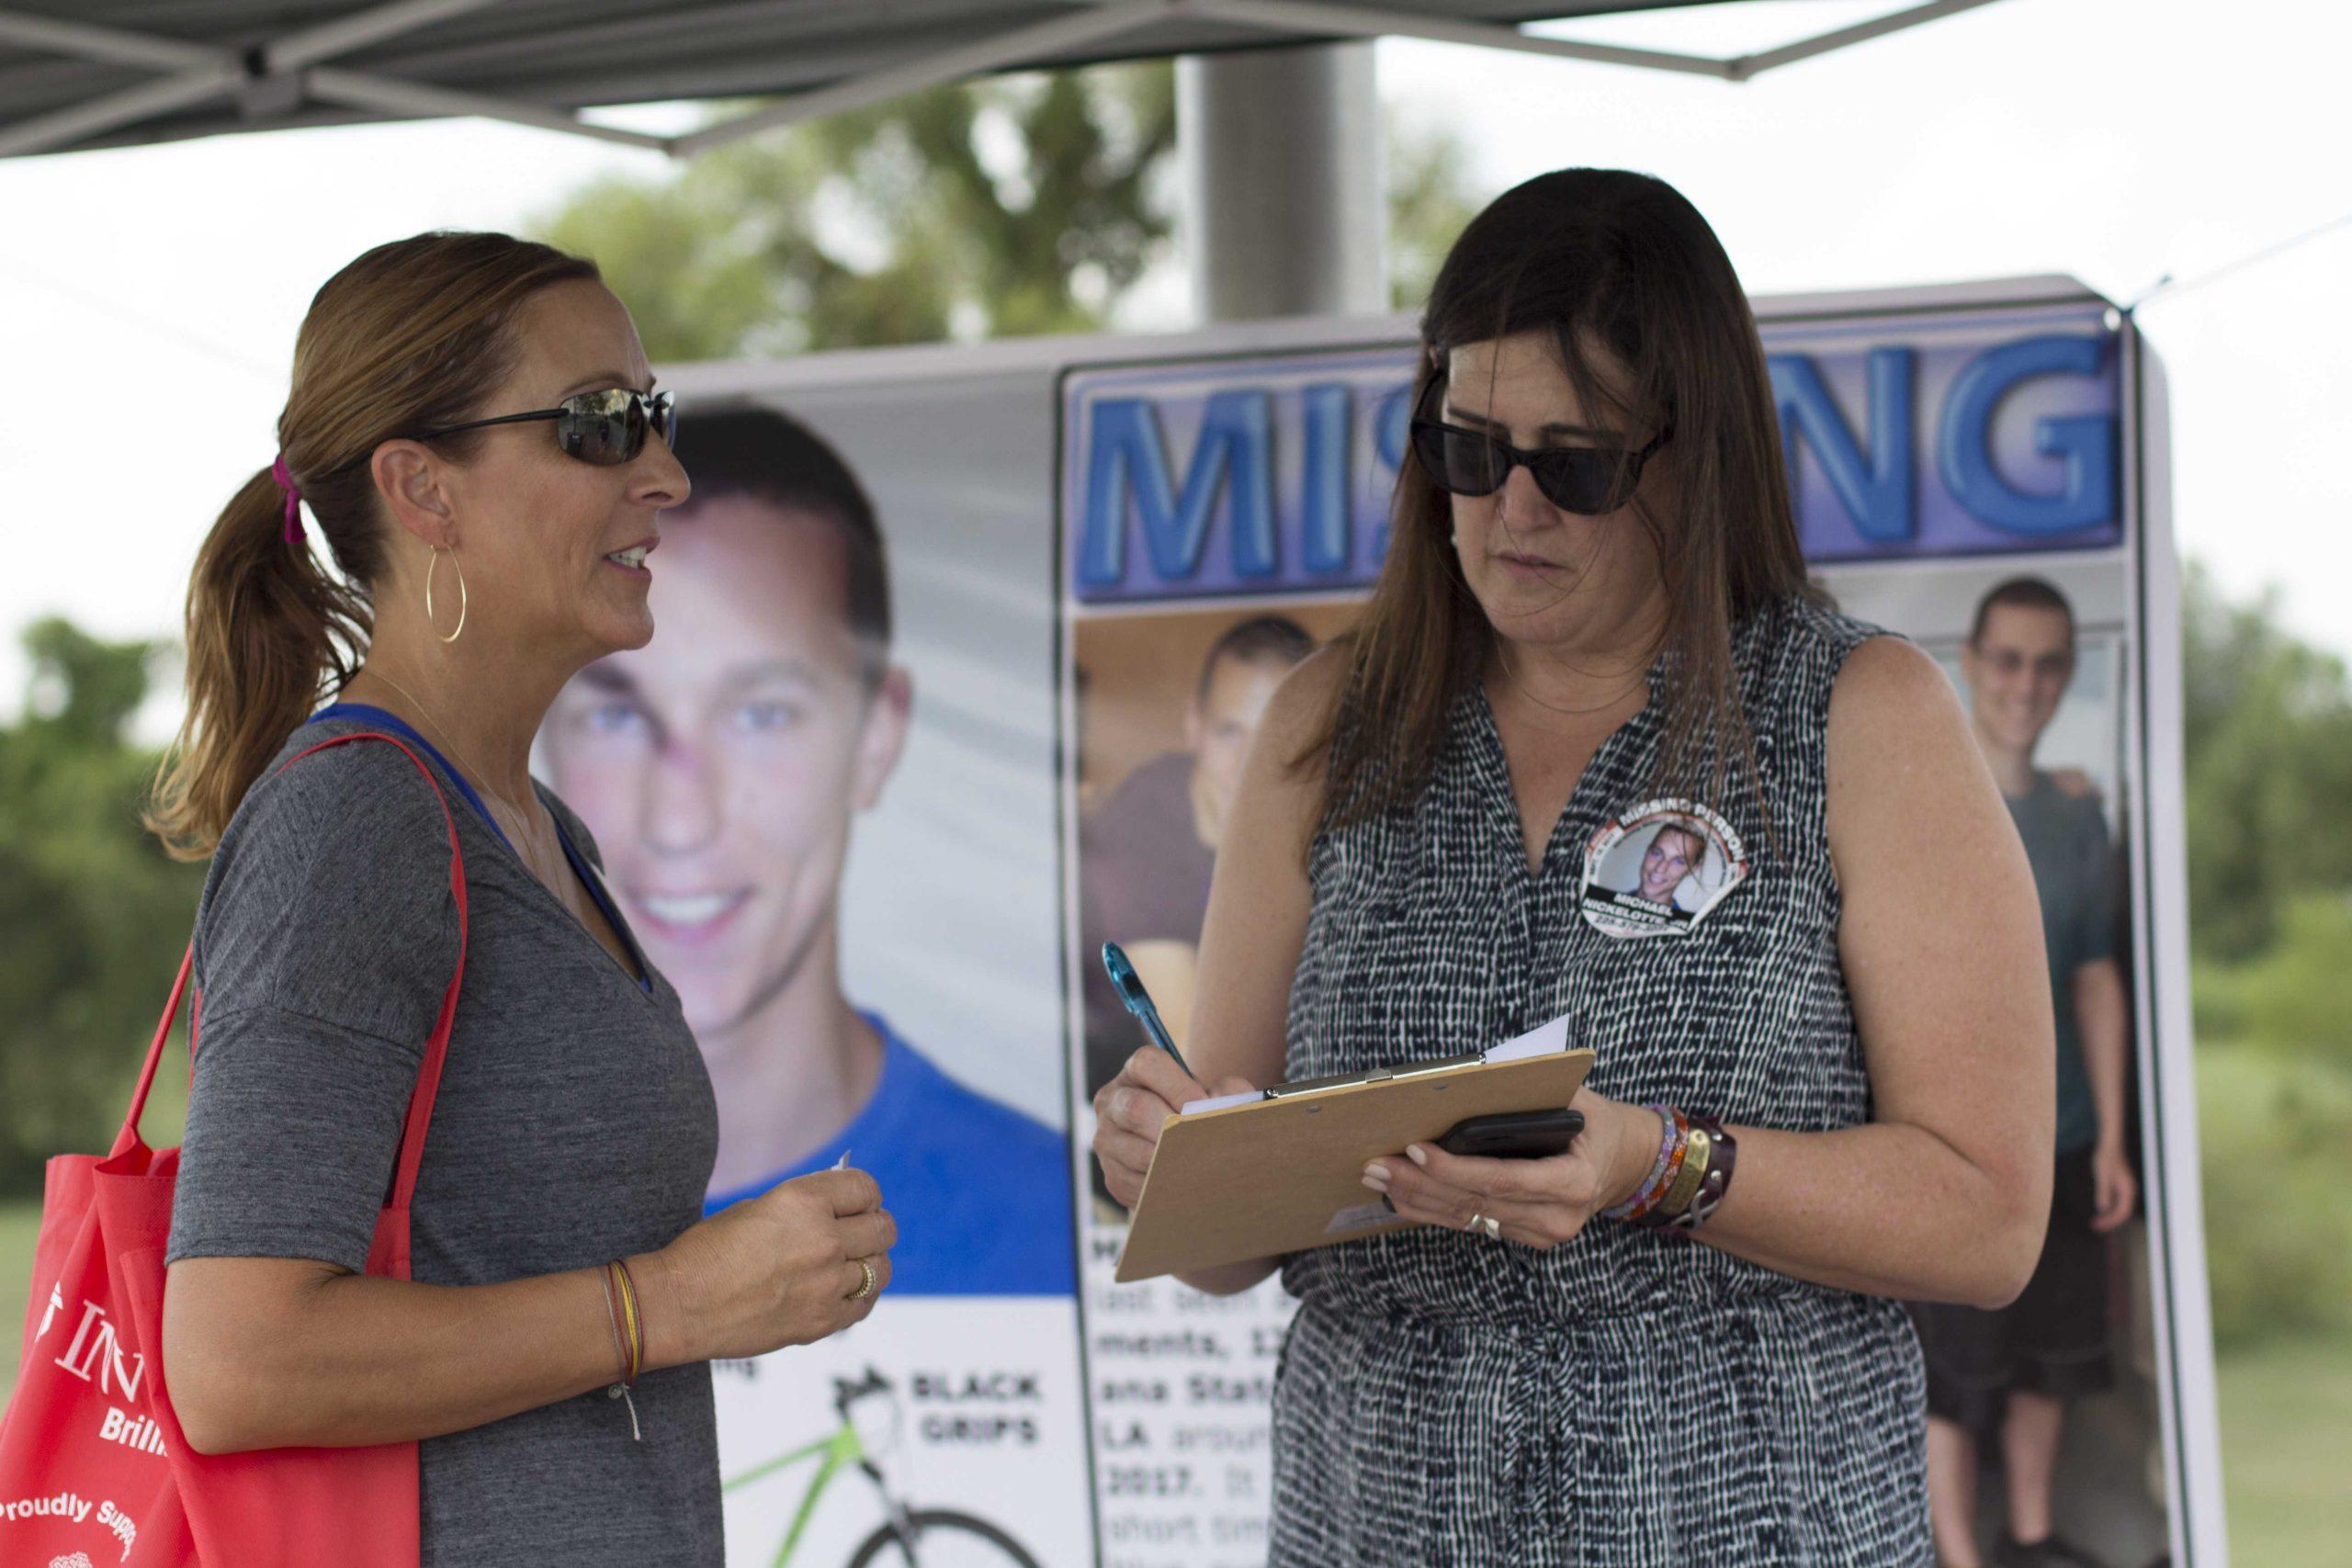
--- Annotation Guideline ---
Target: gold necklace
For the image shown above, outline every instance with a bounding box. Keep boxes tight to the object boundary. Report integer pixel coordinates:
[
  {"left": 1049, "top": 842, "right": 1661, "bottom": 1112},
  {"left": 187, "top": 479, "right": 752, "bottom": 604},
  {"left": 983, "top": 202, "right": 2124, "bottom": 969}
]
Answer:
[
  {"left": 1492, "top": 638, "right": 1644, "bottom": 724},
  {"left": 362, "top": 669, "right": 537, "bottom": 834}
]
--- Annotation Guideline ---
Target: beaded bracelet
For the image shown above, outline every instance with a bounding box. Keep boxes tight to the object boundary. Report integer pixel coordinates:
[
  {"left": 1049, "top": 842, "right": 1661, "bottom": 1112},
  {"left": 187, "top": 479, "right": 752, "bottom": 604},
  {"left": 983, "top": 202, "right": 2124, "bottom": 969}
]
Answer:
[
  {"left": 1609, "top": 1109, "right": 1683, "bottom": 1222},
  {"left": 1608, "top": 1110, "right": 1741, "bottom": 1233},
  {"left": 1601, "top": 1106, "right": 1687, "bottom": 1223},
  {"left": 1598, "top": 1106, "right": 1673, "bottom": 1222}
]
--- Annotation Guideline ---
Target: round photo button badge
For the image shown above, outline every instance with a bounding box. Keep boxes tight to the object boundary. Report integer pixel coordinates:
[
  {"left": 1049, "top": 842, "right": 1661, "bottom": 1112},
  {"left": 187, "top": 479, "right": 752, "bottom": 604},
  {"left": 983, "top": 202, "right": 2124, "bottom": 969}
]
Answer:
[{"left": 1579, "top": 797, "right": 1750, "bottom": 940}]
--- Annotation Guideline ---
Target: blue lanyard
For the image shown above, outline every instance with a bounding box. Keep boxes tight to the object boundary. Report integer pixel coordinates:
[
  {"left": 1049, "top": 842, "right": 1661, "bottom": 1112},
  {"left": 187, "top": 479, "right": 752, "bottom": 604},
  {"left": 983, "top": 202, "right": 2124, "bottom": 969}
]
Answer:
[
  {"left": 304, "top": 701, "right": 653, "bottom": 993},
  {"left": 307, "top": 701, "right": 513, "bottom": 853}
]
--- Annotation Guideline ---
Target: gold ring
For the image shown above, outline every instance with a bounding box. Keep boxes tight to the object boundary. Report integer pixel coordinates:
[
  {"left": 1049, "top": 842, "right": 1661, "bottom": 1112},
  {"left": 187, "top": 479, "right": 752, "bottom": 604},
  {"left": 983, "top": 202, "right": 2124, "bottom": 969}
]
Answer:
[{"left": 847, "top": 1258, "right": 877, "bottom": 1302}]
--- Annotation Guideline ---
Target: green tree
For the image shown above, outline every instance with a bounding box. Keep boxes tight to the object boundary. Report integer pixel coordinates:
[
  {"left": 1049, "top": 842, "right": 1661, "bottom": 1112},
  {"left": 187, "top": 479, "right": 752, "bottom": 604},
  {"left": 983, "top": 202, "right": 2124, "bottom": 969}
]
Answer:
[
  {"left": 2180, "top": 563, "right": 2352, "bottom": 961},
  {"left": 2195, "top": 891, "right": 2352, "bottom": 1069},
  {"left": 537, "top": 66, "right": 1179, "bottom": 357},
  {"left": 1387, "top": 107, "right": 1486, "bottom": 310},
  {"left": 533, "top": 65, "right": 1487, "bottom": 358},
  {"left": 2182, "top": 575, "right": 2352, "bottom": 1348},
  {"left": 0, "top": 620, "right": 202, "bottom": 1193}
]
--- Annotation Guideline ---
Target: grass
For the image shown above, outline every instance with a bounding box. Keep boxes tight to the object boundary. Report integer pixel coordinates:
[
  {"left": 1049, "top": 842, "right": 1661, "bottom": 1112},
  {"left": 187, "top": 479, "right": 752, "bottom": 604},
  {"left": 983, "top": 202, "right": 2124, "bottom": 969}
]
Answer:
[
  {"left": 2211, "top": 1331, "right": 2352, "bottom": 1564},
  {"left": 1, "top": 1193, "right": 2347, "bottom": 1564}
]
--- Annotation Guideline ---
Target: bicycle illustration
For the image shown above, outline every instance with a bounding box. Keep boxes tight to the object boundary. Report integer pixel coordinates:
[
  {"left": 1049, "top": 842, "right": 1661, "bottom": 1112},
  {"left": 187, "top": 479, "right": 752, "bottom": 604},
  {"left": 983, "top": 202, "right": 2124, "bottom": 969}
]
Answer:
[{"left": 723, "top": 1367, "right": 1043, "bottom": 1568}]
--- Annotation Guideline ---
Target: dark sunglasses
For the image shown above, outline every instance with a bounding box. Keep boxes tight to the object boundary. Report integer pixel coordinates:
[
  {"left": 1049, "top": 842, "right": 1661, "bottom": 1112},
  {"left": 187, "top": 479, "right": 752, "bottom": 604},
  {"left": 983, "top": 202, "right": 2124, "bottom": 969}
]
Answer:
[
  {"left": 412, "top": 388, "right": 677, "bottom": 466},
  {"left": 1408, "top": 376, "right": 1669, "bottom": 515}
]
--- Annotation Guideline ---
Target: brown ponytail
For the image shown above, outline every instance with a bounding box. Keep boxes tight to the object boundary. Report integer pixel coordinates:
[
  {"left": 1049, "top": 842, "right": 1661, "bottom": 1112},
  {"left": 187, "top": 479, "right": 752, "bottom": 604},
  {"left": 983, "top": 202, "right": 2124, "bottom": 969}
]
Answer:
[
  {"left": 143, "top": 468, "right": 371, "bottom": 860},
  {"left": 142, "top": 231, "right": 599, "bottom": 860}
]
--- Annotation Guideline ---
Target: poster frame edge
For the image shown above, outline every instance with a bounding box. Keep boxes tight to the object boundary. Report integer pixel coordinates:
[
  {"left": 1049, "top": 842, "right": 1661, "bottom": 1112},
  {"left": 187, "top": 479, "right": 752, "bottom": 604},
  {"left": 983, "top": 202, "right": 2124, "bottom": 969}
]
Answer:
[
  {"left": 651, "top": 269, "right": 2109, "bottom": 405},
  {"left": 1050, "top": 353, "right": 1113, "bottom": 1568},
  {"left": 2123, "top": 320, "right": 2230, "bottom": 1566}
]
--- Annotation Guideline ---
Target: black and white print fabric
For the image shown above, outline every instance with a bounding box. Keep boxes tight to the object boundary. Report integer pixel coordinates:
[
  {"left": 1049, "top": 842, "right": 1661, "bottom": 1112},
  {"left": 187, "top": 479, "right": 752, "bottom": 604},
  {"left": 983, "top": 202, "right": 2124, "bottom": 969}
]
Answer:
[{"left": 1271, "top": 593, "right": 1934, "bottom": 1566}]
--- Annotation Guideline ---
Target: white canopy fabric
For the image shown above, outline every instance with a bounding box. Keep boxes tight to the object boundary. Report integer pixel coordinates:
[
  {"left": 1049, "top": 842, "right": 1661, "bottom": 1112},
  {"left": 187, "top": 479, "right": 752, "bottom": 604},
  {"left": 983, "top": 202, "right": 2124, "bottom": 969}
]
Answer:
[{"left": 0, "top": 0, "right": 2002, "bottom": 160}]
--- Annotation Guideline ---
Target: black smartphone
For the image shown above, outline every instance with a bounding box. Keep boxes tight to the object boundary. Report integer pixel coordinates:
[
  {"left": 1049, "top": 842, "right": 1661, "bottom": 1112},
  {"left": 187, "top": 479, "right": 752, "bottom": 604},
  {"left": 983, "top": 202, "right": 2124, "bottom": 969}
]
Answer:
[{"left": 1435, "top": 1107, "right": 1585, "bottom": 1160}]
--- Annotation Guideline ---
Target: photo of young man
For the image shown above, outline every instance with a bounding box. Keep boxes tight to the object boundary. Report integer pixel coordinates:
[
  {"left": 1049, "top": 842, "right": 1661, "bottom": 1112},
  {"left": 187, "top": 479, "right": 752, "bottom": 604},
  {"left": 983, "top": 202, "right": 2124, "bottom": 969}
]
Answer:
[
  {"left": 543, "top": 407, "right": 1072, "bottom": 1296},
  {"left": 1917, "top": 576, "right": 2139, "bottom": 1568},
  {"left": 1077, "top": 615, "right": 1317, "bottom": 1102},
  {"left": 1628, "top": 822, "right": 1702, "bottom": 906}
]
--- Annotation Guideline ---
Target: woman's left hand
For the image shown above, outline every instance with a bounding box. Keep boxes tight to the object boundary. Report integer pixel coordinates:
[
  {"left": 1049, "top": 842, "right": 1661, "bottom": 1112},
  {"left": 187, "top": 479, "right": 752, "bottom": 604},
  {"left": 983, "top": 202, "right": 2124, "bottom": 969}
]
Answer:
[{"left": 1364, "top": 1089, "right": 1663, "bottom": 1249}]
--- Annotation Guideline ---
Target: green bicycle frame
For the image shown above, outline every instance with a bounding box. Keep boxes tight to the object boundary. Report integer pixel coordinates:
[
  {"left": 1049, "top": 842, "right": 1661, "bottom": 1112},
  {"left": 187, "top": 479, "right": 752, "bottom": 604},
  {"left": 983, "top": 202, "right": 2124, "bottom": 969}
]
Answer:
[{"left": 723, "top": 1418, "right": 873, "bottom": 1567}]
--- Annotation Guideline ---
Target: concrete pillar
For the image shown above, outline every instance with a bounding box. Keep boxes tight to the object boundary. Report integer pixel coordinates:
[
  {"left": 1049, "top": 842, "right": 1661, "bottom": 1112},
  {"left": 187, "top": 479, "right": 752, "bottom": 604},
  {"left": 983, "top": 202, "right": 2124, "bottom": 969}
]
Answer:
[{"left": 1177, "top": 42, "right": 1388, "bottom": 322}]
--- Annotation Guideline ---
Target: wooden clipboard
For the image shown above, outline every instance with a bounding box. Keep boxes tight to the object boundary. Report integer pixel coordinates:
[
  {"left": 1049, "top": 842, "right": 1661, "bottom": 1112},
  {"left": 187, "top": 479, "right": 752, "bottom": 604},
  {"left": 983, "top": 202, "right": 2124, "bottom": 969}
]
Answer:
[{"left": 1113, "top": 1047, "right": 1595, "bottom": 1282}]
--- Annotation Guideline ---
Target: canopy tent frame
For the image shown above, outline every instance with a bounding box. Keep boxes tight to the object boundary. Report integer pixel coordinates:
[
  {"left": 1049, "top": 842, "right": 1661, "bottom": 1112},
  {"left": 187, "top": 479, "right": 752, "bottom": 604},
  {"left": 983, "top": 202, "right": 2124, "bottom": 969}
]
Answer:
[{"left": 0, "top": 0, "right": 2006, "bottom": 162}]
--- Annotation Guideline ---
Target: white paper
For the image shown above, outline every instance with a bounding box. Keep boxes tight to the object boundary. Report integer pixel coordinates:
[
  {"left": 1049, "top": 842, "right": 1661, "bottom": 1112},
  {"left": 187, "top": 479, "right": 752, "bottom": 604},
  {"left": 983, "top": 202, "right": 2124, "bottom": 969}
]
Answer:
[
  {"left": 1485, "top": 1012, "right": 1573, "bottom": 1064},
  {"left": 1179, "top": 1089, "right": 1267, "bottom": 1116},
  {"left": 1182, "top": 1014, "right": 1573, "bottom": 1116}
]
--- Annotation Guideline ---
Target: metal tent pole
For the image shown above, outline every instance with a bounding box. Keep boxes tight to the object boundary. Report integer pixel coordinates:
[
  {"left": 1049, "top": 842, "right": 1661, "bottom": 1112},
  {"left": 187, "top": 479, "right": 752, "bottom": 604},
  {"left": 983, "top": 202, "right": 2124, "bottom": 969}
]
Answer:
[{"left": 1177, "top": 41, "right": 1387, "bottom": 322}]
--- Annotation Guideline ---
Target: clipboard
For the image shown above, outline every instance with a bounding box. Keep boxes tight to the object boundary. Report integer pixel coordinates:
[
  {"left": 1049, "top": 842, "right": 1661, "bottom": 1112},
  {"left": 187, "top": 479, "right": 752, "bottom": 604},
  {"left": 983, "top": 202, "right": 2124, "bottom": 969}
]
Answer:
[{"left": 1113, "top": 1037, "right": 1595, "bottom": 1282}]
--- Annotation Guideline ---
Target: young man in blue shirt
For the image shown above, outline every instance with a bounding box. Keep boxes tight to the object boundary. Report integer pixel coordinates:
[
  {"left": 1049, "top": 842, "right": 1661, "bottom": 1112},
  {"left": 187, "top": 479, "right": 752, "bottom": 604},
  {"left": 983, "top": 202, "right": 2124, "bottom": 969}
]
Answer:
[{"left": 543, "top": 408, "right": 1072, "bottom": 1296}]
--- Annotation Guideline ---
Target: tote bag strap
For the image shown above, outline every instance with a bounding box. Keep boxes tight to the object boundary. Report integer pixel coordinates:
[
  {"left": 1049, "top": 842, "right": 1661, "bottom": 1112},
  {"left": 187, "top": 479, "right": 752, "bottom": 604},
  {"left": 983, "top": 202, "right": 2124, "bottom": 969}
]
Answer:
[
  {"left": 114, "top": 942, "right": 198, "bottom": 1160},
  {"left": 114, "top": 732, "right": 470, "bottom": 1214}
]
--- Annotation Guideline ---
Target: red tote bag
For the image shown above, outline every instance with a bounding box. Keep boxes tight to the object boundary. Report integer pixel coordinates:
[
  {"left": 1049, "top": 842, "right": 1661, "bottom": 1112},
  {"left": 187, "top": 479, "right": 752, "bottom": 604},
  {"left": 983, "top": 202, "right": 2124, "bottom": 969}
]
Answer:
[{"left": 0, "top": 731, "right": 468, "bottom": 1567}]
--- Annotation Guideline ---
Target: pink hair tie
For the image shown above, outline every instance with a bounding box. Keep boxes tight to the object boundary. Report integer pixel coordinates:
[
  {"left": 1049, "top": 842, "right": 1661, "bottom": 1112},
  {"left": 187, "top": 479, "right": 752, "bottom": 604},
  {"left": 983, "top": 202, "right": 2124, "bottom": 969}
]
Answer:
[{"left": 269, "top": 453, "right": 304, "bottom": 544}]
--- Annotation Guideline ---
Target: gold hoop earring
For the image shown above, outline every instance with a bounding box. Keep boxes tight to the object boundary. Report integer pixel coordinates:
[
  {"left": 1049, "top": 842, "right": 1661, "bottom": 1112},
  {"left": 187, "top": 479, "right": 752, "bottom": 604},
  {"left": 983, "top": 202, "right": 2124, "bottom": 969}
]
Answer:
[{"left": 425, "top": 547, "right": 469, "bottom": 645}]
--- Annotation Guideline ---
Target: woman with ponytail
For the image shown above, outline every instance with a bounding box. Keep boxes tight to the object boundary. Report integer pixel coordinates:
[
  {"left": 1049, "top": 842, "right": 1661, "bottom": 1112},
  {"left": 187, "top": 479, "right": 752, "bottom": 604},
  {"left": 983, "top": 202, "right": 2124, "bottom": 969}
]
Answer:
[{"left": 146, "top": 232, "right": 895, "bottom": 1563}]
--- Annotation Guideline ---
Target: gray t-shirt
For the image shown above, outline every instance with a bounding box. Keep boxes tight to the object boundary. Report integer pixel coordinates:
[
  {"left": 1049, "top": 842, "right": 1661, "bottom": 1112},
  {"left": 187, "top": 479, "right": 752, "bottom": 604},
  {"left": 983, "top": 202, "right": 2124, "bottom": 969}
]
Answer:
[
  {"left": 170, "top": 715, "right": 723, "bottom": 1564},
  {"left": 2007, "top": 772, "right": 2120, "bottom": 1156},
  {"left": 1078, "top": 750, "right": 1215, "bottom": 1098}
]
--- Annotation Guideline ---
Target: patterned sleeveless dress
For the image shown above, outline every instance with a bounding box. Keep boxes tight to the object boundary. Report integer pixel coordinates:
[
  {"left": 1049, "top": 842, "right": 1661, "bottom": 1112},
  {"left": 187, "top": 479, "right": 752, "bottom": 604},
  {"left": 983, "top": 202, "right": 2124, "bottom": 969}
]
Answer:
[{"left": 1270, "top": 594, "right": 1933, "bottom": 1566}]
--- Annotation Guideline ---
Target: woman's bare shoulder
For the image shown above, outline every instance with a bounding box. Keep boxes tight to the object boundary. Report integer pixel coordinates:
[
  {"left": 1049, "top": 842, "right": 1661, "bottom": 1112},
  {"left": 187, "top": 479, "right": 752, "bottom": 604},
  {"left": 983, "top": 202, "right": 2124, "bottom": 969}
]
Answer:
[
  {"left": 1827, "top": 634, "right": 1964, "bottom": 743},
  {"left": 1824, "top": 634, "right": 2003, "bottom": 851}
]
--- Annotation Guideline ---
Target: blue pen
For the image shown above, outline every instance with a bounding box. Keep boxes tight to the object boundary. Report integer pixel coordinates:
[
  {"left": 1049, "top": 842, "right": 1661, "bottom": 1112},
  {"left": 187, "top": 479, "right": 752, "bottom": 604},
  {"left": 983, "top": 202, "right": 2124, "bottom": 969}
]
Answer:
[{"left": 1101, "top": 942, "right": 1198, "bottom": 1083}]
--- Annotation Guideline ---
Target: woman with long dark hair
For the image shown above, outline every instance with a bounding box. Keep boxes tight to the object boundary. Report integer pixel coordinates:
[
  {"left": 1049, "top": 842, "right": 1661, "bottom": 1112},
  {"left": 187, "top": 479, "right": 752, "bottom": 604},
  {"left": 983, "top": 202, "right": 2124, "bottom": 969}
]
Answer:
[
  {"left": 1092, "top": 169, "right": 2053, "bottom": 1562},
  {"left": 149, "top": 232, "right": 894, "bottom": 1562}
]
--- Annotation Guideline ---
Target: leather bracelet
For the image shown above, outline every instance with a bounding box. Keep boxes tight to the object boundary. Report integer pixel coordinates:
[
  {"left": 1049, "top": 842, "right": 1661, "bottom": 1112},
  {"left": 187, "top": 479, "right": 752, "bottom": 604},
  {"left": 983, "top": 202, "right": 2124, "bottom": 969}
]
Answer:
[
  {"left": 598, "top": 1263, "right": 633, "bottom": 1389},
  {"left": 1669, "top": 1115, "right": 1738, "bottom": 1232},
  {"left": 613, "top": 1259, "right": 645, "bottom": 1384},
  {"left": 601, "top": 1260, "right": 648, "bottom": 1443}
]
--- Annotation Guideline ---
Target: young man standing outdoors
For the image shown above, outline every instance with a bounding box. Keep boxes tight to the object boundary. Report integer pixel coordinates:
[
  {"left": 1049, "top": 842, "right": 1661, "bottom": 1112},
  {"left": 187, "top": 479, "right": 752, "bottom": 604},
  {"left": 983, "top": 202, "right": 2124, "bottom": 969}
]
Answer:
[{"left": 1919, "top": 577, "right": 2139, "bottom": 1568}]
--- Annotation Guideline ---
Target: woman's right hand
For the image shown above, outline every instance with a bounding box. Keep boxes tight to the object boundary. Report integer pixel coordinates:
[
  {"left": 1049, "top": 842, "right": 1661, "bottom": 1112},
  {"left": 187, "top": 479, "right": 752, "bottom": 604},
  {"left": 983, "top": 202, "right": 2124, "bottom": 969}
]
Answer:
[
  {"left": 639, "top": 1169, "right": 896, "bottom": 1368},
  {"left": 1092, "top": 1048, "right": 1254, "bottom": 1209}
]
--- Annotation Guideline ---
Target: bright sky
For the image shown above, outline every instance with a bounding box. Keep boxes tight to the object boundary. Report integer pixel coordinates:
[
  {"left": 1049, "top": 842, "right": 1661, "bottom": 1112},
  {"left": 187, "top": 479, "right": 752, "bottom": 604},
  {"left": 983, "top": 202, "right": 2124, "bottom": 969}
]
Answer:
[{"left": 0, "top": 0, "right": 2343, "bottom": 738}]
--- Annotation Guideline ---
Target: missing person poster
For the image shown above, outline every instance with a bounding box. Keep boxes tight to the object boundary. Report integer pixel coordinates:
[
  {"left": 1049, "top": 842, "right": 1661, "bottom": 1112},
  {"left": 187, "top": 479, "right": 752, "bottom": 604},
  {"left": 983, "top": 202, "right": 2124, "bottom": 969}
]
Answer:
[
  {"left": 536, "top": 380, "right": 1091, "bottom": 1568},
  {"left": 573, "top": 276, "right": 2219, "bottom": 1565},
  {"left": 1064, "top": 350, "right": 1405, "bottom": 1568}
]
